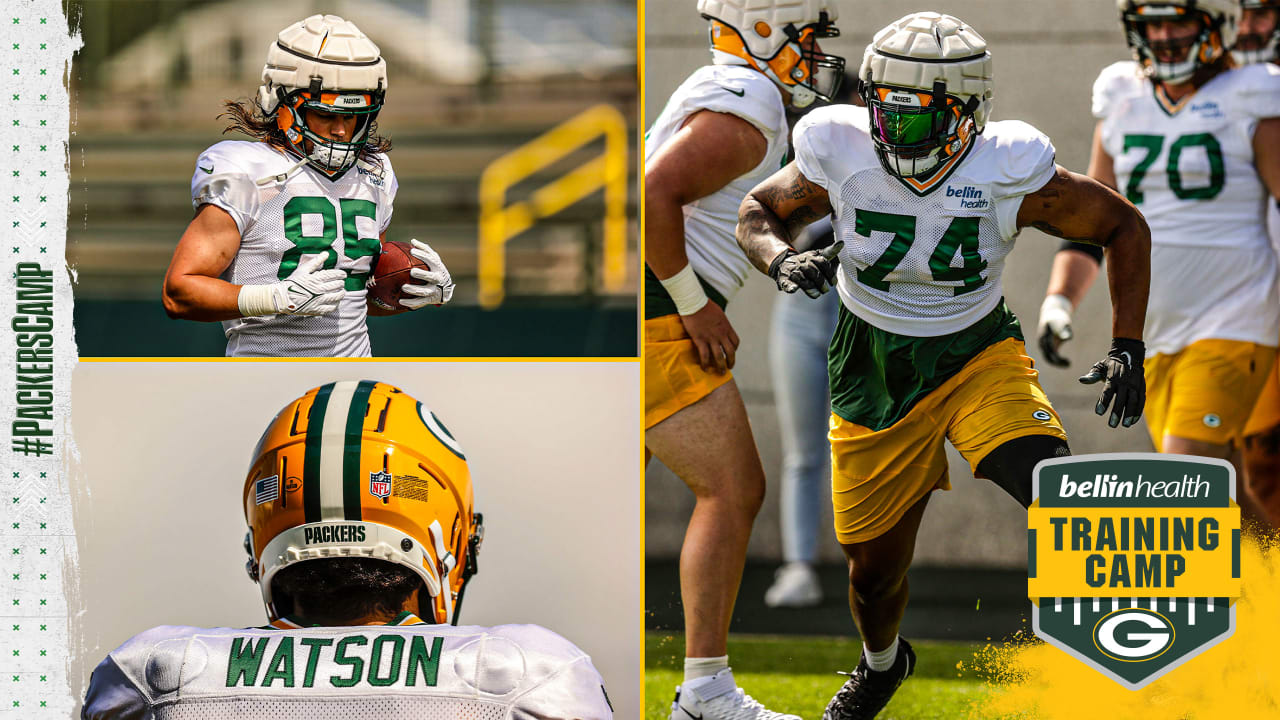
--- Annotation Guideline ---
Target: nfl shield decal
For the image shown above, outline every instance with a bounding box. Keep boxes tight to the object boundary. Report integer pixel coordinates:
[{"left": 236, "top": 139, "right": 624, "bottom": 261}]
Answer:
[{"left": 369, "top": 470, "right": 393, "bottom": 500}]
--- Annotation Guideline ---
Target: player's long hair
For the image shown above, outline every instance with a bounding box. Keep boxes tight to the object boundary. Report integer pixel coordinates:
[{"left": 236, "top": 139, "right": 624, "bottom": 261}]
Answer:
[
  {"left": 219, "top": 98, "right": 393, "bottom": 158},
  {"left": 271, "top": 558, "right": 425, "bottom": 625}
]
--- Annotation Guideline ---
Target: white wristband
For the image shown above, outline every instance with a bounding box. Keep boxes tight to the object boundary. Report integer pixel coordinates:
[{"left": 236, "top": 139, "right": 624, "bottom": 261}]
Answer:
[
  {"left": 659, "top": 264, "right": 710, "bottom": 316},
  {"left": 237, "top": 284, "right": 281, "bottom": 317}
]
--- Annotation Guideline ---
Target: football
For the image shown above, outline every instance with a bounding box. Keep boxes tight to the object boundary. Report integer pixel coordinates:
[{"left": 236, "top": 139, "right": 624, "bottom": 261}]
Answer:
[{"left": 367, "top": 240, "right": 428, "bottom": 313}]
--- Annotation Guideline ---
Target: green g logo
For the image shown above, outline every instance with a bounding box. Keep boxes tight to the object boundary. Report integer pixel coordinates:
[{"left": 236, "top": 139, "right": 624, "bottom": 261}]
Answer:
[{"left": 1093, "top": 608, "right": 1175, "bottom": 663}]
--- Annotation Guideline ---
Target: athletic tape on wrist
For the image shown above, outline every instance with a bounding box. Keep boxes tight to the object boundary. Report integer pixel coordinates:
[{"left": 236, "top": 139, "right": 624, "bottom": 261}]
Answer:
[
  {"left": 237, "top": 284, "right": 281, "bottom": 317},
  {"left": 659, "top": 264, "right": 710, "bottom": 316}
]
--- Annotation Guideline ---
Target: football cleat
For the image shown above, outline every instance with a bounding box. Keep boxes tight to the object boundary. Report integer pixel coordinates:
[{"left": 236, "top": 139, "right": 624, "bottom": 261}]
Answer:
[
  {"left": 764, "top": 562, "right": 823, "bottom": 608},
  {"left": 1117, "top": 0, "right": 1240, "bottom": 83},
  {"left": 243, "top": 381, "right": 483, "bottom": 626},
  {"left": 698, "top": 0, "right": 845, "bottom": 108},
  {"left": 822, "top": 639, "right": 916, "bottom": 720},
  {"left": 671, "top": 669, "right": 800, "bottom": 720},
  {"left": 257, "top": 15, "right": 387, "bottom": 179},
  {"left": 858, "top": 13, "right": 992, "bottom": 181}
]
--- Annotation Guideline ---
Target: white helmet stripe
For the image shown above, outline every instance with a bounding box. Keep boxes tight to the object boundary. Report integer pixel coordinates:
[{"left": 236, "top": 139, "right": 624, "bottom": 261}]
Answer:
[{"left": 317, "top": 380, "right": 360, "bottom": 520}]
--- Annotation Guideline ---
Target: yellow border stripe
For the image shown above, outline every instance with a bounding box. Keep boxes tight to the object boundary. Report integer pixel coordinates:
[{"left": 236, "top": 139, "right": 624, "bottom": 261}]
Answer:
[{"left": 637, "top": 0, "right": 648, "bottom": 712}]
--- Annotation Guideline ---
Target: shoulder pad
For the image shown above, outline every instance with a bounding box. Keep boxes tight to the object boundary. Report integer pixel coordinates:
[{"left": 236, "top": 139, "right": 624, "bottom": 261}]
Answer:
[
  {"left": 978, "top": 120, "right": 1057, "bottom": 197},
  {"left": 681, "top": 65, "right": 787, "bottom": 141},
  {"left": 792, "top": 104, "right": 876, "bottom": 189},
  {"left": 1092, "top": 61, "right": 1144, "bottom": 119},
  {"left": 1226, "top": 63, "right": 1280, "bottom": 120}
]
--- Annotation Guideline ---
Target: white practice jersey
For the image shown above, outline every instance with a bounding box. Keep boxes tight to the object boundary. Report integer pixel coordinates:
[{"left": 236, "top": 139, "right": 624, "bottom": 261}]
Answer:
[
  {"left": 82, "top": 622, "right": 613, "bottom": 720},
  {"left": 191, "top": 141, "right": 399, "bottom": 357},
  {"left": 1094, "top": 61, "right": 1280, "bottom": 355},
  {"left": 793, "top": 105, "right": 1056, "bottom": 336},
  {"left": 645, "top": 64, "right": 789, "bottom": 301}
]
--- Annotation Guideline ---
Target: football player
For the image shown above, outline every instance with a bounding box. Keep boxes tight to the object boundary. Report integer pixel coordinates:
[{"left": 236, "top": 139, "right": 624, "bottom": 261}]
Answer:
[
  {"left": 82, "top": 381, "right": 612, "bottom": 719},
  {"left": 737, "top": 13, "right": 1150, "bottom": 719},
  {"left": 1036, "top": 0, "right": 1280, "bottom": 527},
  {"left": 645, "top": 1, "right": 843, "bottom": 718},
  {"left": 1235, "top": 0, "right": 1280, "bottom": 524},
  {"left": 161, "top": 15, "right": 454, "bottom": 357}
]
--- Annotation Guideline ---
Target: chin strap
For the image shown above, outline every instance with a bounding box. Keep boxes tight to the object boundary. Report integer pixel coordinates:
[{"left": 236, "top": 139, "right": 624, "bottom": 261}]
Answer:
[
  {"left": 255, "top": 151, "right": 382, "bottom": 187},
  {"left": 256, "top": 155, "right": 311, "bottom": 187}
]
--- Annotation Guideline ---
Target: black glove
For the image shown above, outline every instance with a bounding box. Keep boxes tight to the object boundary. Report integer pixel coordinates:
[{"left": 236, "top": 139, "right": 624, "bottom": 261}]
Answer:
[
  {"left": 1079, "top": 337, "right": 1145, "bottom": 428},
  {"left": 768, "top": 241, "right": 843, "bottom": 299}
]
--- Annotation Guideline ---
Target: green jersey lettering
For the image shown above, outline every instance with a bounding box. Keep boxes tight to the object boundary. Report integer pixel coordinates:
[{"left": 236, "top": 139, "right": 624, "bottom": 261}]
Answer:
[
  {"left": 225, "top": 637, "right": 270, "bottom": 687},
  {"left": 299, "top": 637, "right": 333, "bottom": 688},
  {"left": 405, "top": 636, "right": 444, "bottom": 687},
  {"left": 330, "top": 635, "right": 367, "bottom": 687},
  {"left": 261, "top": 637, "right": 295, "bottom": 687},
  {"left": 368, "top": 634, "right": 405, "bottom": 687}
]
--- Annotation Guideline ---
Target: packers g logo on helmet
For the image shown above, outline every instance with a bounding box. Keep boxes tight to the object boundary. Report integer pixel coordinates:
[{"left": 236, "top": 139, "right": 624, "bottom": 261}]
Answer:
[
  {"left": 257, "top": 15, "right": 388, "bottom": 180},
  {"left": 698, "top": 0, "right": 846, "bottom": 108},
  {"left": 243, "top": 380, "right": 483, "bottom": 626},
  {"left": 1118, "top": 0, "right": 1241, "bottom": 84}
]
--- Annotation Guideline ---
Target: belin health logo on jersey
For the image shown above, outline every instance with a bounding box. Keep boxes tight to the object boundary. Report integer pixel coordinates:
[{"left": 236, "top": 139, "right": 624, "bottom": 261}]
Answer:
[
  {"left": 1028, "top": 453, "right": 1240, "bottom": 689},
  {"left": 944, "top": 185, "right": 989, "bottom": 210}
]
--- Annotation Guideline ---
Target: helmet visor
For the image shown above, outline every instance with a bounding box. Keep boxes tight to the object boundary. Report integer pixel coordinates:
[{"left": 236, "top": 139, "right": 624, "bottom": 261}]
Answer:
[
  {"left": 871, "top": 106, "right": 937, "bottom": 147},
  {"left": 866, "top": 86, "right": 956, "bottom": 157}
]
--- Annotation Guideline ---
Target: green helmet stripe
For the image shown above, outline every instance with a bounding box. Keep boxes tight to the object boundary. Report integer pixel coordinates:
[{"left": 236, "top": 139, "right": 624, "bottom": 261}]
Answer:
[
  {"left": 343, "top": 380, "right": 378, "bottom": 521},
  {"left": 303, "top": 383, "right": 335, "bottom": 524}
]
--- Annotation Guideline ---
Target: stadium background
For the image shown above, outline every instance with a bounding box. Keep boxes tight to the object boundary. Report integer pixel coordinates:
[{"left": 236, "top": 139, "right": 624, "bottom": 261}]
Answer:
[
  {"left": 67, "top": 0, "right": 638, "bottom": 357},
  {"left": 645, "top": 0, "right": 1153, "bottom": 641}
]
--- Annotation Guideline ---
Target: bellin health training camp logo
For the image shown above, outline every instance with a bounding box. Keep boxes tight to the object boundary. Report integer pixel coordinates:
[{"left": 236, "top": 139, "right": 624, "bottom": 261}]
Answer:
[{"left": 1028, "top": 453, "right": 1240, "bottom": 689}]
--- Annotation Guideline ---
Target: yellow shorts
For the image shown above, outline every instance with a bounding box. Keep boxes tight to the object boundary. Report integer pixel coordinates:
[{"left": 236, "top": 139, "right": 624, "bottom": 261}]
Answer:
[
  {"left": 1244, "top": 348, "right": 1280, "bottom": 437},
  {"left": 1144, "top": 339, "right": 1276, "bottom": 451},
  {"left": 830, "top": 338, "right": 1066, "bottom": 545},
  {"left": 644, "top": 313, "right": 733, "bottom": 429}
]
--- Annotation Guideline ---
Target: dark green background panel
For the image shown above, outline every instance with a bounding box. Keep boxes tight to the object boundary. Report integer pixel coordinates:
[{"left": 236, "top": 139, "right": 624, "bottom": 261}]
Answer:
[{"left": 74, "top": 299, "right": 637, "bottom": 357}]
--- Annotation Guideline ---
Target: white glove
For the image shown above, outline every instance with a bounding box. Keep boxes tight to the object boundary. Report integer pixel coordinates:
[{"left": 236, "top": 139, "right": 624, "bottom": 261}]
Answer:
[
  {"left": 1037, "top": 293, "right": 1075, "bottom": 367},
  {"left": 237, "top": 254, "right": 346, "bottom": 317},
  {"left": 399, "top": 239, "right": 455, "bottom": 309}
]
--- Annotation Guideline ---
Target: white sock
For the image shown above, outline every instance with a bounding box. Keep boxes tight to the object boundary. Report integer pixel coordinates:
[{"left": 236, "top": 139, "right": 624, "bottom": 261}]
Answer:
[
  {"left": 863, "top": 637, "right": 899, "bottom": 672},
  {"left": 683, "top": 655, "right": 729, "bottom": 682}
]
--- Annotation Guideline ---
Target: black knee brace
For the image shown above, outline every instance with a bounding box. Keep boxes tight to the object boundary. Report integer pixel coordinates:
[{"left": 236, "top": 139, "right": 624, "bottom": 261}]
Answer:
[{"left": 976, "top": 435, "right": 1072, "bottom": 508}]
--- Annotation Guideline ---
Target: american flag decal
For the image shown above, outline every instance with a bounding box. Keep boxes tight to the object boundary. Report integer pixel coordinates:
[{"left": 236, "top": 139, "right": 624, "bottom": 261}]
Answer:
[{"left": 254, "top": 475, "right": 279, "bottom": 505}]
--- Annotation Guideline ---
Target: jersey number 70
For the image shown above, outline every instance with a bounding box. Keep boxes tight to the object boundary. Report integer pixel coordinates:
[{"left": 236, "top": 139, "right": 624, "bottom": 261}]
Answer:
[{"left": 1122, "top": 133, "right": 1225, "bottom": 205}]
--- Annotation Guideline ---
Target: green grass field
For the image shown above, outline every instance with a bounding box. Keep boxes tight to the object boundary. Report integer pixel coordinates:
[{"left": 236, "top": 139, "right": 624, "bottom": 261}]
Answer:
[{"left": 645, "top": 632, "right": 996, "bottom": 720}]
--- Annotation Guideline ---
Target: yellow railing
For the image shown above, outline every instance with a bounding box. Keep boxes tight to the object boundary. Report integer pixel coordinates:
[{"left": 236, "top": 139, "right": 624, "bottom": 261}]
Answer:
[{"left": 478, "top": 104, "right": 629, "bottom": 308}]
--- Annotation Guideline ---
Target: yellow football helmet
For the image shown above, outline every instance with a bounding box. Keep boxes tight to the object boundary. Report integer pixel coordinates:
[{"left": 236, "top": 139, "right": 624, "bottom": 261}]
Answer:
[{"left": 243, "top": 380, "right": 482, "bottom": 625}]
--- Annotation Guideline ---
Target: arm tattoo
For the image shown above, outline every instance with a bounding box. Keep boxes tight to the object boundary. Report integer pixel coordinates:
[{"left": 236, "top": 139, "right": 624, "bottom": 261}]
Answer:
[
  {"left": 786, "top": 170, "right": 822, "bottom": 200},
  {"left": 737, "top": 166, "right": 832, "bottom": 275},
  {"left": 738, "top": 197, "right": 793, "bottom": 275},
  {"left": 785, "top": 206, "right": 821, "bottom": 238}
]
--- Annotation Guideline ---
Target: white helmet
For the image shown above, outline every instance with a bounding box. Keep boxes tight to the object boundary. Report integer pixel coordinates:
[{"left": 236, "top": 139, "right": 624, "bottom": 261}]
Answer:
[
  {"left": 697, "top": 0, "right": 845, "bottom": 108},
  {"left": 257, "top": 14, "right": 388, "bottom": 180},
  {"left": 1234, "top": 0, "right": 1280, "bottom": 64},
  {"left": 1118, "top": 0, "right": 1240, "bottom": 83},
  {"left": 858, "top": 12, "right": 993, "bottom": 182}
]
